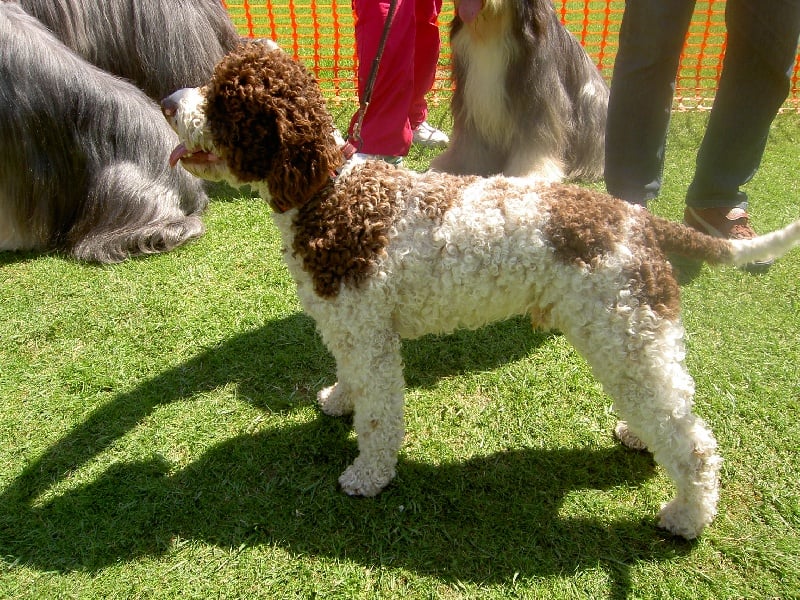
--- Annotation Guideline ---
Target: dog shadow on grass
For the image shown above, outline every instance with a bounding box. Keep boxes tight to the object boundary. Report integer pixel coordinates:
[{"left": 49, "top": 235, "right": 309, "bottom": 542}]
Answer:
[{"left": 0, "top": 312, "right": 690, "bottom": 596}]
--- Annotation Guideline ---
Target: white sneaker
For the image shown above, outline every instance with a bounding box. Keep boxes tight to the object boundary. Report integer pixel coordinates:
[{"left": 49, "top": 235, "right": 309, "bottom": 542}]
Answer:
[{"left": 412, "top": 121, "right": 449, "bottom": 148}]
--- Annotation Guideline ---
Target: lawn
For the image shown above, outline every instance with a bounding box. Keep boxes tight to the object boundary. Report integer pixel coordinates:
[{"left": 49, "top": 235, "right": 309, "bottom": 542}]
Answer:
[{"left": 1, "top": 98, "right": 799, "bottom": 598}]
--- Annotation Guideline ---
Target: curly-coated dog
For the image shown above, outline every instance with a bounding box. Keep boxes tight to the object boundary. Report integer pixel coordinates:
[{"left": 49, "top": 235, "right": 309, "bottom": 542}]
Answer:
[
  {"left": 162, "top": 42, "right": 800, "bottom": 539},
  {"left": 430, "top": 0, "right": 608, "bottom": 181},
  {"left": 15, "top": 0, "right": 240, "bottom": 100},
  {"left": 0, "top": 3, "right": 207, "bottom": 263}
]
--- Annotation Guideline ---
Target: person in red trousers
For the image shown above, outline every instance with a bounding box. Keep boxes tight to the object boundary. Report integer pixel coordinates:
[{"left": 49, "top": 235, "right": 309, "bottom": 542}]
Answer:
[{"left": 346, "top": 0, "right": 449, "bottom": 166}]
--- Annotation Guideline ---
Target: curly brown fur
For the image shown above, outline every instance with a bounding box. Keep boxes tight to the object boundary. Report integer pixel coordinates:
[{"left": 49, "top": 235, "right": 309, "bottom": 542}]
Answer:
[
  {"left": 292, "top": 166, "right": 473, "bottom": 298},
  {"left": 293, "top": 163, "right": 410, "bottom": 297},
  {"left": 206, "top": 42, "right": 344, "bottom": 210},
  {"left": 415, "top": 173, "right": 477, "bottom": 221},
  {"left": 650, "top": 217, "right": 734, "bottom": 264},
  {"left": 541, "top": 186, "right": 684, "bottom": 319},
  {"left": 17, "top": 0, "right": 240, "bottom": 100},
  {"left": 542, "top": 186, "right": 630, "bottom": 268}
]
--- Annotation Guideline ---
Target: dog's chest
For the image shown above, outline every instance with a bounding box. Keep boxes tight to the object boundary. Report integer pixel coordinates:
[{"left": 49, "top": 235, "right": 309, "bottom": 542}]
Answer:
[{"left": 452, "top": 17, "right": 517, "bottom": 145}]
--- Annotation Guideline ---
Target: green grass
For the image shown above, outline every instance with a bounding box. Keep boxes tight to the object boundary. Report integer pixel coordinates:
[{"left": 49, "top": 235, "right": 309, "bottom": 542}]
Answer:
[{"left": 1, "top": 108, "right": 799, "bottom": 598}]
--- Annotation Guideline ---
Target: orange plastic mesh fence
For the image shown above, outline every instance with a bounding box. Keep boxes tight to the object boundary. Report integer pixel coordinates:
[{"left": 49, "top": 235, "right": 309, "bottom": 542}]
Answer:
[{"left": 222, "top": 0, "right": 800, "bottom": 111}]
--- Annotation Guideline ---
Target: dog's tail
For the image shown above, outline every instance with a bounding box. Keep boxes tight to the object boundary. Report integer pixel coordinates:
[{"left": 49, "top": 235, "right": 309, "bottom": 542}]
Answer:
[{"left": 650, "top": 214, "right": 800, "bottom": 267}]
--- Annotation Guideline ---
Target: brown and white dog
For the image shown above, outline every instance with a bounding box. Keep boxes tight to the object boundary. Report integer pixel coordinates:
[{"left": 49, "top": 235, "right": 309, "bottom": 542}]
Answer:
[
  {"left": 162, "top": 42, "right": 800, "bottom": 539},
  {"left": 431, "top": 0, "right": 609, "bottom": 181}
]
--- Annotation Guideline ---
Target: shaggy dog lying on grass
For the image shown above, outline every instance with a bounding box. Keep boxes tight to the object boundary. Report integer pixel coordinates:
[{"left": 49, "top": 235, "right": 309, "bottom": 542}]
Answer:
[
  {"left": 162, "top": 41, "right": 800, "bottom": 539},
  {"left": 16, "top": 0, "right": 240, "bottom": 100},
  {"left": 0, "top": 3, "right": 207, "bottom": 262}
]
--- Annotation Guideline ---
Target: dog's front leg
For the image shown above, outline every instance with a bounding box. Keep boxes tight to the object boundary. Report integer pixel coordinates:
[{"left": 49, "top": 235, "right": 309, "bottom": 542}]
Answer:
[
  {"left": 503, "top": 146, "right": 565, "bottom": 182},
  {"left": 321, "top": 326, "right": 406, "bottom": 497}
]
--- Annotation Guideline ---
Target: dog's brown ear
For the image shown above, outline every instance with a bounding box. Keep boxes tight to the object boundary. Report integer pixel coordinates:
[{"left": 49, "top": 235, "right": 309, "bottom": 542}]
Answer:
[{"left": 205, "top": 42, "right": 343, "bottom": 209}]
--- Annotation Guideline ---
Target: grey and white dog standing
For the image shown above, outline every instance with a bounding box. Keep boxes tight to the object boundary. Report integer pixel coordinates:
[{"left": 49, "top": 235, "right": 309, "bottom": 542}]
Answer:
[{"left": 0, "top": 2, "right": 208, "bottom": 262}]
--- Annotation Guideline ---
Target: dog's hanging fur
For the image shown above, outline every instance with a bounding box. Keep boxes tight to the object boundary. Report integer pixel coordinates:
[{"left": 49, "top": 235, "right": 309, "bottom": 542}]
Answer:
[
  {"left": 163, "top": 42, "right": 800, "bottom": 539},
  {"left": 16, "top": 0, "right": 240, "bottom": 100},
  {"left": 0, "top": 3, "right": 207, "bottom": 262},
  {"left": 431, "top": 0, "right": 609, "bottom": 182}
]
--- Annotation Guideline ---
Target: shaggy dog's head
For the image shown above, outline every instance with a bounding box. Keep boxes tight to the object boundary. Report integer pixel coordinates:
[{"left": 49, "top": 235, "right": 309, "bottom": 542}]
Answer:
[
  {"left": 163, "top": 40, "right": 344, "bottom": 212},
  {"left": 452, "top": 0, "right": 550, "bottom": 37}
]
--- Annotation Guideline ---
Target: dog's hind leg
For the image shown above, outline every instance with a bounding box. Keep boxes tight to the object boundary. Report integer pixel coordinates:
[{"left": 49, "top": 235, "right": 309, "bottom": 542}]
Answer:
[
  {"left": 317, "top": 380, "right": 354, "bottom": 417},
  {"left": 317, "top": 322, "right": 405, "bottom": 497},
  {"left": 562, "top": 314, "right": 721, "bottom": 539}
]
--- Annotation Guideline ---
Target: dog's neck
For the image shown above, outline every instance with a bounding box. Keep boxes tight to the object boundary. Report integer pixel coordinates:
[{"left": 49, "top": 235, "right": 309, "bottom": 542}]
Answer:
[
  {"left": 265, "top": 141, "right": 347, "bottom": 214},
  {"left": 263, "top": 171, "right": 337, "bottom": 215}
]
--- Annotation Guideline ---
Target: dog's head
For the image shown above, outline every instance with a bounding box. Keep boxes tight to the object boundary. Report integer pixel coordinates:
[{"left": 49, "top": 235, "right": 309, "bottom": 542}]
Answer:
[
  {"left": 162, "top": 40, "right": 343, "bottom": 212},
  {"left": 452, "top": 0, "right": 550, "bottom": 40}
]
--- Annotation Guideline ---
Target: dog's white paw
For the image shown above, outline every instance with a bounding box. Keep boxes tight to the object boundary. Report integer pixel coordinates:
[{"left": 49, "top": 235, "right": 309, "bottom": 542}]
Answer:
[
  {"left": 614, "top": 420, "right": 648, "bottom": 451},
  {"left": 317, "top": 383, "right": 353, "bottom": 416},
  {"left": 338, "top": 458, "right": 395, "bottom": 497},
  {"left": 658, "top": 498, "right": 715, "bottom": 540}
]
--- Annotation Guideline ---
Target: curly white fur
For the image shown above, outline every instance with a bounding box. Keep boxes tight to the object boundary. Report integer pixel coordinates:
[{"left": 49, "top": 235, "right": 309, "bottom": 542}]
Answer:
[
  {"left": 271, "top": 176, "right": 723, "bottom": 537},
  {"left": 162, "top": 46, "right": 800, "bottom": 540}
]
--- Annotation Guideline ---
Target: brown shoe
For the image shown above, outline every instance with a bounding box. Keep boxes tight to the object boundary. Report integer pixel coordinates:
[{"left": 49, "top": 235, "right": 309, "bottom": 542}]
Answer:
[{"left": 684, "top": 206, "right": 773, "bottom": 268}]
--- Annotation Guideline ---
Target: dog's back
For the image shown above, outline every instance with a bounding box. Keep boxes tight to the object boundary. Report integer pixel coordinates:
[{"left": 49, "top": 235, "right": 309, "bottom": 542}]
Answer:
[
  {"left": 17, "top": 0, "right": 241, "bottom": 99},
  {"left": 0, "top": 3, "right": 207, "bottom": 261}
]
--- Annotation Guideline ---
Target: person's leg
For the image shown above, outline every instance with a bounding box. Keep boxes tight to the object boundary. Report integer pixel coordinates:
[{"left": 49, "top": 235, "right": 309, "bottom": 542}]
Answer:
[
  {"left": 407, "top": 0, "right": 448, "bottom": 147},
  {"left": 408, "top": 0, "right": 442, "bottom": 129},
  {"left": 604, "top": 0, "right": 696, "bottom": 206},
  {"left": 348, "top": 0, "right": 415, "bottom": 156},
  {"left": 684, "top": 0, "right": 800, "bottom": 252},
  {"left": 686, "top": 0, "right": 800, "bottom": 212}
]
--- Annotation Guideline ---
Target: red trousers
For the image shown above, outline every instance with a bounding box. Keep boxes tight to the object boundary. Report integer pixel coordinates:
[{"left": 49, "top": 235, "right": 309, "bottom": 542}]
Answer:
[{"left": 348, "top": 0, "right": 443, "bottom": 156}]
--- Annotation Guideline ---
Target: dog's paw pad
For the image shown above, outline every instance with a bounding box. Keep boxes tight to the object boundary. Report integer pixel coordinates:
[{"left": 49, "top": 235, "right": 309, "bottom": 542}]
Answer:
[{"left": 317, "top": 383, "right": 353, "bottom": 416}]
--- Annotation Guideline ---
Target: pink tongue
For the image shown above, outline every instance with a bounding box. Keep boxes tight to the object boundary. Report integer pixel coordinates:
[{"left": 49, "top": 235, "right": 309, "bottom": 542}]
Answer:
[
  {"left": 458, "top": 0, "right": 483, "bottom": 23},
  {"left": 169, "top": 143, "right": 189, "bottom": 167}
]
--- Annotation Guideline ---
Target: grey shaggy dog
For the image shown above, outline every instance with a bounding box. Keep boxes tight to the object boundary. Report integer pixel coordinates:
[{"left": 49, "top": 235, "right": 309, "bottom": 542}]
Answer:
[
  {"left": 431, "top": 0, "right": 609, "bottom": 182},
  {"left": 15, "top": 0, "right": 240, "bottom": 100},
  {"left": 0, "top": 3, "right": 208, "bottom": 263}
]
